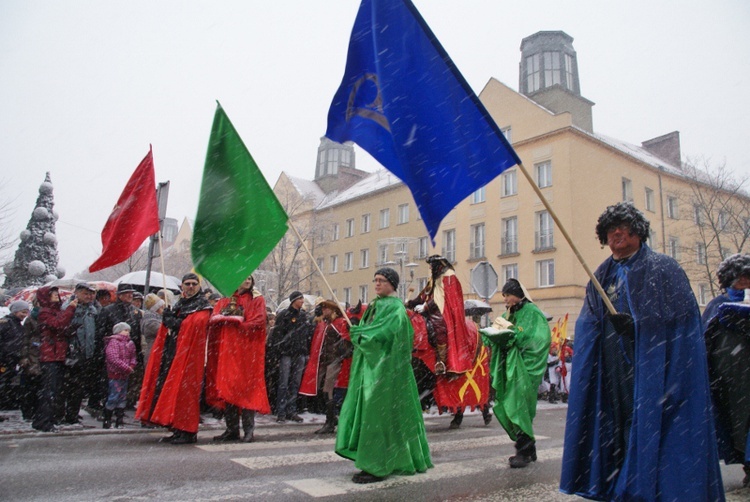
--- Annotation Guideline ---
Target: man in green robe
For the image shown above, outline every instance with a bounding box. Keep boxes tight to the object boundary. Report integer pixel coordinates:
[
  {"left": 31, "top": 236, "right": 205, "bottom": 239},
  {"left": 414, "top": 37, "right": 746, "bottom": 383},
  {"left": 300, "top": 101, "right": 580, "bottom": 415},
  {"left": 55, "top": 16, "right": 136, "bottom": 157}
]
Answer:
[
  {"left": 481, "top": 278, "right": 551, "bottom": 468},
  {"left": 336, "top": 267, "right": 433, "bottom": 484}
]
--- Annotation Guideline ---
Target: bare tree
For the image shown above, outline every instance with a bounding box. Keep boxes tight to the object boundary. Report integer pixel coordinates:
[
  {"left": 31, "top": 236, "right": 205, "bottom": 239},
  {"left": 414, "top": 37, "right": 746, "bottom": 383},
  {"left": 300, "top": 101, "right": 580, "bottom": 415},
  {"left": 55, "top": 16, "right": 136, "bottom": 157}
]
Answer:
[{"left": 677, "top": 157, "right": 750, "bottom": 296}]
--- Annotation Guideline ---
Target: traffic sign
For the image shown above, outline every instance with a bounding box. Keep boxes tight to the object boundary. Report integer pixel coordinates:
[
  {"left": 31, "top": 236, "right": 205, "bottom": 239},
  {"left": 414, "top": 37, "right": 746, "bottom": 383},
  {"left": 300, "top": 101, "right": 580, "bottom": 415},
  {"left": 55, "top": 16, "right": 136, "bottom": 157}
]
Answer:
[{"left": 470, "top": 261, "right": 498, "bottom": 299}]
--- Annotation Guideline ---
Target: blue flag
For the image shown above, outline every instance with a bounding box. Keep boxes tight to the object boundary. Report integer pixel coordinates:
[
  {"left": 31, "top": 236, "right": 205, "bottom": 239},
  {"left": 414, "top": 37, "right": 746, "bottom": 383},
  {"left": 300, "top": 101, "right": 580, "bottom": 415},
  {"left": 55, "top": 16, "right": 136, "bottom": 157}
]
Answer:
[{"left": 326, "top": 0, "right": 520, "bottom": 243}]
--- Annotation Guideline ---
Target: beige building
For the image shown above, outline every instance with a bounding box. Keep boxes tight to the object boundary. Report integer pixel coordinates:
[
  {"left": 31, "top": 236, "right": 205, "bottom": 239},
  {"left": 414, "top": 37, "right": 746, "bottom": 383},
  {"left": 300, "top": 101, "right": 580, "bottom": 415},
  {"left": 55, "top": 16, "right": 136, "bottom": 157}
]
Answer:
[{"left": 272, "top": 31, "right": 748, "bottom": 336}]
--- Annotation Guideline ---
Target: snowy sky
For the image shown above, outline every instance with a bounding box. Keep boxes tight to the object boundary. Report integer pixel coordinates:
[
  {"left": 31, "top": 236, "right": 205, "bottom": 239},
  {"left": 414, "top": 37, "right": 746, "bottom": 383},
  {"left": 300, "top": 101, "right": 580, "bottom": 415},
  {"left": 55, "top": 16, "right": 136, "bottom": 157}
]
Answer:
[{"left": 1, "top": 0, "right": 749, "bottom": 279}]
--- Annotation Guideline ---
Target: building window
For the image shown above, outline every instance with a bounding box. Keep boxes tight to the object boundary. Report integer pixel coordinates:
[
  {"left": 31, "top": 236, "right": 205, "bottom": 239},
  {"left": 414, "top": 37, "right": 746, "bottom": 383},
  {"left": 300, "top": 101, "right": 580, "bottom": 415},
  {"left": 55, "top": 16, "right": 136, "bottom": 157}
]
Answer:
[
  {"left": 332, "top": 223, "right": 339, "bottom": 241},
  {"left": 543, "top": 51, "right": 562, "bottom": 87},
  {"left": 537, "top": 259, "right": 555, "bottom": 287},
  {"left": 442, "top": 229, "right": 456, "bottom": 263},
  {"left": 698, "top": 284, "right": 709, "bottom": 306},
  {"left": 564, "top": 53, "right": 574, "bottom": 89},
  {"left": 645, "top": 187, "right": 655, "bottom": 212},
  {"left": 344, "top": 252, "right": 353, "bottom": 271},
  {"left": 470, "top": 223, "right": 485, "bottom": 259},
  {"left": 317, "top": 257, "right": 324, "bottom": 272},
  {"left": 343, "top": 287, "right": 352, "bottom": 305},
  {"left": 721, "top": 247, "right": 731, "bottom": 260},
  {"left": 622, "top": 178, "right": 633, "bottom": 202},
  {"left": 330, "top": 255, "right": 339, "bottom": 273},
  {"left": 501, "top": 216, "right": 518, "bottom": 255},
  {"left": 398, "top": 204, "right": 409, "bottom": 224},
  {"left": 379, "top": 208, "right": 390, "bottom": 229},
  {"left": 472, "top": 186, "right": 486, "bottom": 204},
  {"left": 418, "top": 237, "right": 429, "bottom": 259},
  {"left": 360, "top": 249, "right": 369, "bottom": 268},
  {"left": 696, "top": 243, "right": 707, "bottom": 265},
  {"left": 667, "top": 196, "right": 679, "bottom": 219},
  {"left": 361, "top": 213, "right": 371, "bottom": 233},
  {"left": 535, "top": 211, "right": 554, "bottom": 250},
  {"left": 536, "top": 161, "right": 552, "bottom": 188},
  {"left": 693, "top": 205, "right": 704, "bottom": 226},
  {"left": 668, "top": 236, "right": 680, "bottom": 260},
  {"left": 718, "top": 211, "right": 728, "bottom": 231},
  {"left": 647, "top": 230, "right": 656, "bottom": 250},
  {"left": 378, "top": 244, "right": 388, "bottom": 265},
  {"left": 501, "top": 127, "right": 512, "bottom": 143},
  {"left": 525, "top": 53, "right": 541, "bottom": 93},
  {"left": 502, "top": 169, "right": 517, "bottom": 197},
  {"left": 345, "top": 218, "right": 355, "bottom": 238},
  {"left": 502, "top": 263, "right": 518, "bottom": 284},
  {"left": 359, "top": 285, "right": 368, "bottom": 304}
]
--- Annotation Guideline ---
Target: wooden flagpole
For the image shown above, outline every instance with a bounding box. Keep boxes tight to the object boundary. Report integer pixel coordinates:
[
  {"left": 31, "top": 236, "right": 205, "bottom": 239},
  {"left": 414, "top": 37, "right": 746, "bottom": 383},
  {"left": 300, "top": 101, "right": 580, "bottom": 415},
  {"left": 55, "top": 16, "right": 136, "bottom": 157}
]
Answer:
[
  {"left": 156, "top": 230, "right": 170, "bottom": 307},
  {"left": 516, "top": 162, "right": 616, "bottom": 315},
  {"left": 288, "top": 220, "right": 353, "bottom": 327}
]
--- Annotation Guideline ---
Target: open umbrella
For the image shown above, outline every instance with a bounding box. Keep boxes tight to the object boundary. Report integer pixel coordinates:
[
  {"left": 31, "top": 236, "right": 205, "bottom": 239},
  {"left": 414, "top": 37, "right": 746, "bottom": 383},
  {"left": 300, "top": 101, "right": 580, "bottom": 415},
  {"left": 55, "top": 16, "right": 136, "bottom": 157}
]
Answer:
[
  {"left": 464, "top": 299, "right": 493, "bottom": 316},
  {"left": 114, "top": 271, "right": 182, "bottom": 294}
]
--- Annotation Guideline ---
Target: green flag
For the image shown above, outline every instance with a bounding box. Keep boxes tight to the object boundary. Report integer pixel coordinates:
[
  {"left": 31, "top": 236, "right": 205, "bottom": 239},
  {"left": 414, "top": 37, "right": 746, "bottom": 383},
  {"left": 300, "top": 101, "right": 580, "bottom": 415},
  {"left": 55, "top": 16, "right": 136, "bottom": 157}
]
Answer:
[{"left": 192, "top": 103, "right": 288, "bottom": 296}]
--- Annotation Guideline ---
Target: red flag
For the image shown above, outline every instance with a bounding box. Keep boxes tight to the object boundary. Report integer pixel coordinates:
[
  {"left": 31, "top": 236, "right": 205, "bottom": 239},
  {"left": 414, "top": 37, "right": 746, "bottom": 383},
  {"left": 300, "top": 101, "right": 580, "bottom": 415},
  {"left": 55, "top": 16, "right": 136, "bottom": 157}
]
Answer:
[{"left": 88, "top": 147, "right": 159, "bottom": 272}]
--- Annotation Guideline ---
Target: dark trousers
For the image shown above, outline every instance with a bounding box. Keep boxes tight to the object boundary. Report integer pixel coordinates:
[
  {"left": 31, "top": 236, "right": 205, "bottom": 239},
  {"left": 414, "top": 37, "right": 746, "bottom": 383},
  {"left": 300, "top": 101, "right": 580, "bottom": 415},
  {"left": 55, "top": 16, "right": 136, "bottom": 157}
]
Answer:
[
  {"left": 61, "top": 358, "right": 100, "bottom": 421},
  {"left": 32, "top": 362, "right": 65, "bottom": 431},
  {"left": 276, "top": 354, "right": 306, "bottom": 418},
  {"left": 20, "top": 372, "right": 41, "bottom": 420}
]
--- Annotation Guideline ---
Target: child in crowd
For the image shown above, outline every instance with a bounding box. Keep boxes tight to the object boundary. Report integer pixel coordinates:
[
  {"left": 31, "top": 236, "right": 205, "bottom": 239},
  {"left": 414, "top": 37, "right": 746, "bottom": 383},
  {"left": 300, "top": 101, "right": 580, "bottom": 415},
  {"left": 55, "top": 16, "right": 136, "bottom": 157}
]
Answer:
[{"left": 103, "top": 322, "right": 137, "bottom": 429}]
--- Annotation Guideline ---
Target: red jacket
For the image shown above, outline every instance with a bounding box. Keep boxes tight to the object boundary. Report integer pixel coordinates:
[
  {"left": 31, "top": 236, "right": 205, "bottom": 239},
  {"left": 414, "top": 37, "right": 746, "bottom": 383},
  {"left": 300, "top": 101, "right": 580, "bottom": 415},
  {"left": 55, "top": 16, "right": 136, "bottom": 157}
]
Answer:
[
  {"left": 300, "top": 316, "right": 351, "bottom": 396},
  {"left": 37, "top": 286, "right": 76, "bottom": 363}
]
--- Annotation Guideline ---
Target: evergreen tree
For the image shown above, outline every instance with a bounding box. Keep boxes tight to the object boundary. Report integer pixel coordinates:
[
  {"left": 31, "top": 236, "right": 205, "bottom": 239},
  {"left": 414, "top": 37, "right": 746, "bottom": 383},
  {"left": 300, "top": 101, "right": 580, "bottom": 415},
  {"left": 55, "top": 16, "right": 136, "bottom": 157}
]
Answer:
[{"left": 3, "top": 172, "right": 64, "bottom": 288}]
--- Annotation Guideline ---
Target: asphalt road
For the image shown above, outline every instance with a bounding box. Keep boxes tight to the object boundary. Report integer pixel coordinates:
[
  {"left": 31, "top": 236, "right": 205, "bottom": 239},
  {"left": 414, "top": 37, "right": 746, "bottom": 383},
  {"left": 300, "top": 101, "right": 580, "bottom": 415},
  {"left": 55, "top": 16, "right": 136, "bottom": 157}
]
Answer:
[{"left": 0, "top": 404, "right": 747, "bottom": 501}]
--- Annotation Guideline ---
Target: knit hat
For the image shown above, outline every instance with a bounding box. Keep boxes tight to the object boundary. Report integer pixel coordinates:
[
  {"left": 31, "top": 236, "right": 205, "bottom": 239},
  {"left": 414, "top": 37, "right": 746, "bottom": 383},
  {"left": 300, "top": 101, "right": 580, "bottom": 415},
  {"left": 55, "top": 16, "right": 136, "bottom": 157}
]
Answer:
[
  {"left": 289, "top": 291, "right": 304, "bottom": 303},
  {"left": 144, "top": 293, "right": 165, "bottom": 312},
  {"left": 375, "top": 267, "right": 399, "bottom": 290},
  {"left": 9, "top": 300, "right": 30, "bottom": 313},
  {"left": 113, "top": 322, "right": 131, "bottom": 334}
]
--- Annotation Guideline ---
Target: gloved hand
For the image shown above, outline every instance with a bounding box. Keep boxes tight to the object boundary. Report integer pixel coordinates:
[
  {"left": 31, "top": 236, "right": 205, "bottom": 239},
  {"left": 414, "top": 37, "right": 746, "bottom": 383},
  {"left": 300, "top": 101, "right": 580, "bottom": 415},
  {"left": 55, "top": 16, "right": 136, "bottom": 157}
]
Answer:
[
  {"left": 609, "top": 312, "right": 635, "bottom": 339},
  {"left": 162, "top": 307, "right": 181, "bottom": 331}
]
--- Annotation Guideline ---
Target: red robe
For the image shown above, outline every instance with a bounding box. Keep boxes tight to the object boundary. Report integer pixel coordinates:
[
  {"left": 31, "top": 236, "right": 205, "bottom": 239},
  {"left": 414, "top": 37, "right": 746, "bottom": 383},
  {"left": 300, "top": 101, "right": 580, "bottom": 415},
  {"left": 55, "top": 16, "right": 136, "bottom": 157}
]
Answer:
[
  {"left": 440, "top": 275, "right": 476, "bottom": 373},
  {"left": 300, "top": 316, "right": 351, "bottom": 395},
  {"left": 136, "top": 308, "right": 211, "bottom": 433},
  {"left": 204, "top": 292, "right": 270, "bottom": 413}
]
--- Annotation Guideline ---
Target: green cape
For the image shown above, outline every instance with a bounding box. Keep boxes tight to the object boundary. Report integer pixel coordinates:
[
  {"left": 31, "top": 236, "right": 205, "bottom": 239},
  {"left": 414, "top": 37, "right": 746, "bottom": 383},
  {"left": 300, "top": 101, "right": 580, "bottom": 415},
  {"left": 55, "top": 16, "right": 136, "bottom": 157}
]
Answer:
[
  {"left": 482, "top": 301, "right": 551, "bottom": 440},
  {"left": 335, "top": 295, "right": 432, "bottom": 477}
]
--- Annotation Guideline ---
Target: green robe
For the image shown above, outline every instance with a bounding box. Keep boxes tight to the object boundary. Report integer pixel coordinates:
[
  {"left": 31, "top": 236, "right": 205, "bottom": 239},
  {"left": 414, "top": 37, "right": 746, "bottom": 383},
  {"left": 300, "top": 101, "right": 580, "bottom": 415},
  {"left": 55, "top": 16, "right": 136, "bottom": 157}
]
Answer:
[
  {"left": 335, "top": 295, "right": 432, "bottom": 477},
  {"left": 482, "top": 301, "right": 551, "bottom": 440}
]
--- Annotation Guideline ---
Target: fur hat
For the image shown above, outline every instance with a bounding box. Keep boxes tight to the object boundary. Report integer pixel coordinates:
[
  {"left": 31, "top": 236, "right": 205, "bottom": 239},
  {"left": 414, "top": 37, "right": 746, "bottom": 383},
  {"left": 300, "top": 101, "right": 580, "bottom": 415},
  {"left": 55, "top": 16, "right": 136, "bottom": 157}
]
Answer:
[
  {"left": 113, "top": 322, "right": 131, "bottom": 334},
  {"left": 144, "top": 293, "right": 165, "bottom": 312},
  {"left": 717, "top": 253, "right": 750, "bottom": 290},
  {"left": 375, "top": 267, "right": 399, "bottom": 290},
  {"left": 595, "top": 202, "right": 651, "bottom": 246}
]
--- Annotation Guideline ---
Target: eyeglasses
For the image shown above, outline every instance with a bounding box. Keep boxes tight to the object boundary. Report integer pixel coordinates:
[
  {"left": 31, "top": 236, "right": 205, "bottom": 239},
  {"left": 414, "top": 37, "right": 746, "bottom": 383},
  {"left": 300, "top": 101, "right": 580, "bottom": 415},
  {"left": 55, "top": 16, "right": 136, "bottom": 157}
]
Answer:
[
  {"left": 373, "top": 278, "right": 388, "bottom": 284},
  {"left": 183, "top": 281, "right": 199, "bottom": 287}
]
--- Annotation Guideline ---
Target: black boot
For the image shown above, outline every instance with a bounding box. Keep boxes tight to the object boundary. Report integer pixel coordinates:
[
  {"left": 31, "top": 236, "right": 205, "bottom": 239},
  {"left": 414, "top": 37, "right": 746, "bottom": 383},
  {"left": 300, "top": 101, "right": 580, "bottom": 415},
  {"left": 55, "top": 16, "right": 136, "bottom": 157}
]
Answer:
[
  {"left": 509, "top": 433, "right": 537, "bottom": 468},
  {"left": 449, "top": 409, "right": 463, "bottom": 430},
  {"left": 171, "top": 430, "right": 197, "bottom": 444},
  {"left": 102, "top": 408, "right": 113, "bottom": 429},
  {"left": 213, "top": 405, "right": 240, "bottom": 442},
  {"left": 241, "top": 409, "right": 256, "bottom": 442},
  {"left": 743, "top": 463, "right": 749, "bottom": 488},
  {"left": 315, "top": 400, "right": 337, "bottom": 434},
  {"left": 482, "top": 404, "right": 493, "bottom": 425},
  {"left": 114, "top": 408, "right": 125, "bottom": 428},
  {"left": 548, "top": 384, "right": 558, "bottom": 404}
]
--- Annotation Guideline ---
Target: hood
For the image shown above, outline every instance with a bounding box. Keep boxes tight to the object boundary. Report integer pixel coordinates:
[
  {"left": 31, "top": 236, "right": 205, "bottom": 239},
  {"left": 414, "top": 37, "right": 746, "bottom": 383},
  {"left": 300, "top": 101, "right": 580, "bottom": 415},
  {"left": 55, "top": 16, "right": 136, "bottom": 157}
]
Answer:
[{"left": 36, "top": 286, "right": 61, "bottom": 309}]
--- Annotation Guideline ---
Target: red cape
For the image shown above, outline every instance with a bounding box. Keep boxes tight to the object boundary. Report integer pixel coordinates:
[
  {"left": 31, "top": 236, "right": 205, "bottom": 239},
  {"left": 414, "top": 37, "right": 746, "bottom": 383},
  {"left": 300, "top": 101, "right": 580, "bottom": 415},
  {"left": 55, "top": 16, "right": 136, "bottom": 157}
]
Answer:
[
  {"left": 441, "top": 275, "right": 476, "bottom": 373},
  {"left": 204, "top": 293, "right": 270, "bottom": 413},
  {"left": 300, "top": 316, "right": 351, "bottom": 396},
  {"left": 136, "top": 309, "right": 210, "bottom": 433}
]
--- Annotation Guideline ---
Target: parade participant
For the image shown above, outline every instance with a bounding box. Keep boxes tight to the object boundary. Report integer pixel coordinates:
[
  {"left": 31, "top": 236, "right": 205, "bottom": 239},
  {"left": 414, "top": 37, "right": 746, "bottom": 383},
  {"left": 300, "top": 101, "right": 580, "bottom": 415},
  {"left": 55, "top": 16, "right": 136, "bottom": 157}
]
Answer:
[
  {"left": 103, "top": 322, "right": 137, "bottom": 429},
  {"left": 336, "top": 268, "right": 432, "bottom": 484},
  {"left": 481, "top": 278, "right": 550, "bottom": 468},
  {"left": 704, "top": 255, "right": 750, "bottom": 487},
  {"left": 60, "top": 283, "right": 100, "bottom": 424},
  {"left": 300, "top": 298, "right": 352, "bottom": 434},
  {"left": 32, "top": 286, "right": 77, "bottom": 432},
  {"left": 406, "top": 255, "right": 475, "bottom": 376},
  {"left": 136, "top": 273, "right": 212, "bottom": 444},
  {"left": 0, "top": 300, "right": 31, "bottom": 409},
  {"left": 270, "top": 291, "right": 313, "bottom": 423},
  {"left": 141, "top": 293, "right": 165, "bottom": 366},
  {"left": 560, "top": 202, "right": 723, "bottom": 500},
  {"left": 205, "top": 275, "right": 270, "bottom": 443}
]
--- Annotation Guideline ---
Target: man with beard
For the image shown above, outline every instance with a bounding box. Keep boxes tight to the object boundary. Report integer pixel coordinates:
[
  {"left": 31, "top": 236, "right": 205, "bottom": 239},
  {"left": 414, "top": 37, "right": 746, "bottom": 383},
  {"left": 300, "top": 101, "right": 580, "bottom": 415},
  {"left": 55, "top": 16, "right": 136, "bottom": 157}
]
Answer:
[
  {"left": 136, "top": 273, "right": 212, "bottom": 444},
  {"left": 560, "top": 202, "right": 723, "bottom": 501},
  {"left": 205, "top": 275, "right": 270, "bottom": 443}
]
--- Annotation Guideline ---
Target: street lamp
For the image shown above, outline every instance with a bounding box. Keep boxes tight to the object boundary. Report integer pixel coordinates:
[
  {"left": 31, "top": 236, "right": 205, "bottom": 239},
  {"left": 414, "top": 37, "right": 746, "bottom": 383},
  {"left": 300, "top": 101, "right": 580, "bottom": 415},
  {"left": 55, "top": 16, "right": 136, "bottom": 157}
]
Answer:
[{"left": 385, "top": 250, "right": 419, "bottom": 300}]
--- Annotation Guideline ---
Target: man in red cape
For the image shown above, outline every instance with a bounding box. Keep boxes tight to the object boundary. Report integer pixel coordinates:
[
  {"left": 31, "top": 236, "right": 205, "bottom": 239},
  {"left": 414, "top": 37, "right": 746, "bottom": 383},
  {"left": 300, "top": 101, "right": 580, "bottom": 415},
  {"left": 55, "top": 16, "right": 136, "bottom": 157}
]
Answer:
[
  {"left": 299, "top": 299, "right": 352, "bottom": 434},
  {"left": 205, "top": 275, "right": 270, "bottom": 443},
  {"left": 136, "top": 273, "right": 212, "bottom": 444}
]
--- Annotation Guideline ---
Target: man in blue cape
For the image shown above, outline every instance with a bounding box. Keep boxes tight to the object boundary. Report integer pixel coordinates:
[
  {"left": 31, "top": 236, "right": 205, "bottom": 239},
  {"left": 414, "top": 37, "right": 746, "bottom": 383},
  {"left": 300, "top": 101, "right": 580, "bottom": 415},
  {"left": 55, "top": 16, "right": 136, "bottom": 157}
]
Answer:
[{"left": 560, "top": 202, "right": 724, "bottom": 501}]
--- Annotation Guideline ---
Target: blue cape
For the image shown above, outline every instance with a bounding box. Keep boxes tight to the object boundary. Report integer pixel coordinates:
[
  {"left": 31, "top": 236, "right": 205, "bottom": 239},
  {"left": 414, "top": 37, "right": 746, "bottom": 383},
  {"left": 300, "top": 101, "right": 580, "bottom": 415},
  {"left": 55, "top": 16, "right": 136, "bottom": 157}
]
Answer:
[{"left": 560, "top": 246, "right": 724, "bottom": 501}]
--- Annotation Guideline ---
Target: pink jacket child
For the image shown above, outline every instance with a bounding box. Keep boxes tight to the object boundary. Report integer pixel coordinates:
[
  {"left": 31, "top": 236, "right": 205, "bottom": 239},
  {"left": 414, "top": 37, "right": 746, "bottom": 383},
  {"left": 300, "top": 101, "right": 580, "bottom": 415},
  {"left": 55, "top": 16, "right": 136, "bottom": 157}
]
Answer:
[{"left": 105, "top": 323, "right": 137, "bottom": 380}]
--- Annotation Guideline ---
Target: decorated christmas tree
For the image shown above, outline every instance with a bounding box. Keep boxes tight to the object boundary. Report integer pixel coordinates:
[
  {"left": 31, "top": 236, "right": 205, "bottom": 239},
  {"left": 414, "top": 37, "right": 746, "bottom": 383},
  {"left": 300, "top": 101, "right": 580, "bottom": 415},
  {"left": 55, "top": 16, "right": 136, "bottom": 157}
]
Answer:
[{"left": 3, "top": 172, "right": 64, "bottom": 288}]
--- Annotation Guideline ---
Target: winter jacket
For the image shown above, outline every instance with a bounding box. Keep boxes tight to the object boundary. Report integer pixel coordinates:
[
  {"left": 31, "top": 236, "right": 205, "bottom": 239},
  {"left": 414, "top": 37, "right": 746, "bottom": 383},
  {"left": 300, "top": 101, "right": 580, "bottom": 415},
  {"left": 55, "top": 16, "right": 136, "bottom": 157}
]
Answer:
[
  {"left": 63, "top": 298, "right": 100, "bottom": 360},
  {"left": 270, "top": 306, "right": 313, "bottom": 357},
  {"left": 20, "top": 308, "right": 41, "bottom": 376},
  {"left": 0, "top": 313, "right": 26, "bottom": 368},
  {"left": 96, "top": 300, "right": 143, "bottom": 364},
  {"left": 105, "top": 333, "right": 137, "bottom": 380},
  {"left": 37, "top": 286, "right": 76, "bottom": 363}
]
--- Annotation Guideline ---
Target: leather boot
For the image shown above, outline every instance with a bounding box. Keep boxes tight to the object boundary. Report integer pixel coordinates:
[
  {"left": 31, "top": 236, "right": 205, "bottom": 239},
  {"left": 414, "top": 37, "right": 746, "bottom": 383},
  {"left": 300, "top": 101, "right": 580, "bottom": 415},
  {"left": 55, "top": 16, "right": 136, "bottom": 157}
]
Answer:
[
  {"left": 548, "top": 384, "right": 558, "bottom": 404},
  {"left": 241, "top": 409, "right": 255, "bottom": 443},
  {"left": 171, "top": 430, "right": 197, "bottom": 444},
  {"left": 743, "top": 463, "right": 749, "bottom": 488},
  {"left": 435, "top": 344, "right": 448, "bottom": 375},
  {"left": 449, "top": 409, "right": 463, "bottom": 430},
  {"left": 315, "top": 400, "right": 337, "bottom": 434},
  {"left": 102, "top": 408, "right": 113, "bottom": 429},
  {"left": 509, "top": 433, "right": 537, "bottom": 468},
  {"left": 114, "top": 408, "right": 125, "bottom": 428},
  {"left": 213, "top": 405, "right": 240, "bottom": 442}
]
